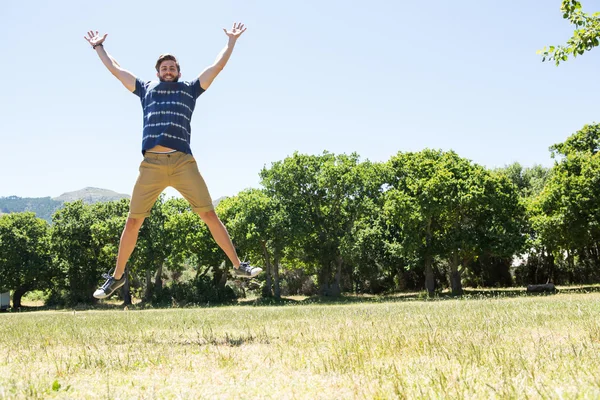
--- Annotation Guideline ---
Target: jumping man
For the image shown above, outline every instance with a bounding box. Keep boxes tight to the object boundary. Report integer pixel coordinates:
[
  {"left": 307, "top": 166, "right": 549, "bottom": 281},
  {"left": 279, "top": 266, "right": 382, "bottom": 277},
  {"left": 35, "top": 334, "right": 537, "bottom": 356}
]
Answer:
[{"left": 85, "top": 23, "right": 262, "bottom": 300}]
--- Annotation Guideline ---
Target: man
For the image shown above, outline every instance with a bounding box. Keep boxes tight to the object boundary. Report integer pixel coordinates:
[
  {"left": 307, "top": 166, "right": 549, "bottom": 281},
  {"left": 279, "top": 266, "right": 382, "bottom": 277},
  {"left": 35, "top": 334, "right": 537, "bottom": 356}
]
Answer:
[{"left": 84, "top": 23, "right": 262, "bottom": 300}]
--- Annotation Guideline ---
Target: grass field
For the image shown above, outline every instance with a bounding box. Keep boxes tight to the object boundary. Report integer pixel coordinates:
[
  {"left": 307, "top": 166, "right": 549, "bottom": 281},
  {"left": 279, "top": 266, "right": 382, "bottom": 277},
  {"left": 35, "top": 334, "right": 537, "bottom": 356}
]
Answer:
[{"left": 1, "top": 290, "right": 600, "bottom": 399}]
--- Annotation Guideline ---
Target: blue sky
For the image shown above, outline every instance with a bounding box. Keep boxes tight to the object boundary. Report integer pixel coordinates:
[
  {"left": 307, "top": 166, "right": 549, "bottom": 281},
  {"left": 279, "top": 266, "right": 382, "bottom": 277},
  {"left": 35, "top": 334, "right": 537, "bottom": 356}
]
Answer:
[{"left": 1, "top": 0, "right": 599, "bottom": 199}]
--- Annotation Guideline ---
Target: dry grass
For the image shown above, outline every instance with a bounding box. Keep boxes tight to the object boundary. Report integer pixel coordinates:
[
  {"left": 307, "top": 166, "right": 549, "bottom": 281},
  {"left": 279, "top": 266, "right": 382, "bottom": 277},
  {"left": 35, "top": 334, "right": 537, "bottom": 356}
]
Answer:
[{"left": 1, "top": 291, "right": 600, "bottom": 399}]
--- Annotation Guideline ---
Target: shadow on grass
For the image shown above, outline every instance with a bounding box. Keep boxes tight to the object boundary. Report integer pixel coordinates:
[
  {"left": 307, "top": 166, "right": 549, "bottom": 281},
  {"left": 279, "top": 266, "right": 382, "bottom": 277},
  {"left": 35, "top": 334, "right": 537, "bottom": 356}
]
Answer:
[
  {"left": 149, "top": 332, "right": 266, "bottom": 347},
  {"left": 6, "top": 299, "right": 145, "bottom": 313}
]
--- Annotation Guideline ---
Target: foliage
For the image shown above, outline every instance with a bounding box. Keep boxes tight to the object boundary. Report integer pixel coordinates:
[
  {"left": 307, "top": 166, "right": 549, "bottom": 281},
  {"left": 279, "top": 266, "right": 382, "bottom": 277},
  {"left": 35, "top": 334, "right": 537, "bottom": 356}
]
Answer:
[
  {"left": 0, "top": 212, "right": 53, "bottom": 307},
  {"left": 539, "top": 1, "right": 600, "bottom": 65}
]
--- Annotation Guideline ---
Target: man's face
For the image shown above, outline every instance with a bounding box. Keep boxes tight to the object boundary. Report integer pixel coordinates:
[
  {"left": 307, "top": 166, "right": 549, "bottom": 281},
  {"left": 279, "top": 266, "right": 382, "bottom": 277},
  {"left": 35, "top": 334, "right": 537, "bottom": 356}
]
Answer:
[{"left": 157, "top": 60, "right": 181, "bottom": 82}]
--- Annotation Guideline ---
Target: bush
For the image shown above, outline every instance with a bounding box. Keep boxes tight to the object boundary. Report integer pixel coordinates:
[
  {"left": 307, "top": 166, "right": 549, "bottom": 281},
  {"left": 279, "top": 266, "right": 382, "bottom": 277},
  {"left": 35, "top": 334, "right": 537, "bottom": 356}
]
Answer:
[
  {"left": 152, "top": 274, "right": 237, "bottom": 306},
  {"left": 279, "top": 269, "right": 317, "bottom": 296},
  {"left": 45, "top": 289, "right": 69, "bottom": 307}
]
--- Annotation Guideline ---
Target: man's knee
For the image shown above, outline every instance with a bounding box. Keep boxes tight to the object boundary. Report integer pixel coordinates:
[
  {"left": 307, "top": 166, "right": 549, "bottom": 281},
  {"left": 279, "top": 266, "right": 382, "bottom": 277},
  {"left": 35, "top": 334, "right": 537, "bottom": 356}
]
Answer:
[
  {"left": 198, "top": 210, "right": 219, "bottom": 223},
  {"left": 124, "top": 217, "right": 145, "bottom": 233}
]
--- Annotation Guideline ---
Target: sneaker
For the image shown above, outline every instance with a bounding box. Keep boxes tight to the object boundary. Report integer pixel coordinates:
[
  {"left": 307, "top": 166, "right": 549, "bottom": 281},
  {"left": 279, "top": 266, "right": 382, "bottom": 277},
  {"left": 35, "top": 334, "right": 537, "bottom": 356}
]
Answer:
[
  {"left": 93, "top": 273, "right": 126, "bottom": 299},
  {"left": 233, "top": 262, "right": 263, "bottom": 278}
]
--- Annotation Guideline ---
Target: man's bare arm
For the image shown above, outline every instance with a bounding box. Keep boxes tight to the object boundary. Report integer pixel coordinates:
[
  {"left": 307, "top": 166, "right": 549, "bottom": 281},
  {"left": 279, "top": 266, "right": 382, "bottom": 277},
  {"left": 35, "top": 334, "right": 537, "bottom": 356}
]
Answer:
[
  {"left": 84, "top": 31, "right": 137, "bottom": 92},
  {"left": 198, "top": 23, "right": 247, "bottom": 91}
]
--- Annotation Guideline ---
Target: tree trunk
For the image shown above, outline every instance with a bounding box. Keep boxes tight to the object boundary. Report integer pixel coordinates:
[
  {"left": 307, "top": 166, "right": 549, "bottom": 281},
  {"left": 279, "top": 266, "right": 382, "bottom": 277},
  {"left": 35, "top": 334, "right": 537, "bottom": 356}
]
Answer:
[
  {"left": 144, "top": 269, "right": 153, "bottom": 301},
  {"left": 273, "top": 254, "right": 281, "bottom": 299},
  {"left": 12, "top": 284, "right": 32, "bottom": 309},
  {"left": 218, "top": 265, "right": 228, "bottom": 288},
  {"left": 213, "top": 263, "right": 228, "bottom": 290},
  {"left": 547, "top": 252, "right": 555, "bottom": 284},
  {"left": 122, "top": 266, "right": 132, "bottom": 306},
  {"left": 261, "top": 241, "right": 273, "bottom": 298},
  {"left": 329, "top": 257, "right": 343, "bottom": 297},
  {"left": 425, "top": 224, "right": 435, "bottom": 297},
  {"left": 154, "top": 262, "right": 163, "bottom": 292},
  {"left": 425, "top": 256, "right": 435, "bottom": 297},
  {"left": 318, "top": 265, "right": 331, "bottom": 296},
  {"left": 449, "top": 252, "right": 463, "bottom": 295}
]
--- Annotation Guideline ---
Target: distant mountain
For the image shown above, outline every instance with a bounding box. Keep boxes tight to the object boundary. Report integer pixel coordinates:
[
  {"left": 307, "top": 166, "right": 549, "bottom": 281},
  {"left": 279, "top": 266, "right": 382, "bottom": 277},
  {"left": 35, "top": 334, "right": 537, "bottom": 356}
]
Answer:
[
  {"left": 0, "top": 196, "right": 62, "bottom": 222},
  {"left": 53, "top": 187, "right": 130, "bottom": 204},
  {"left": 0, "top": 187, "right": 130, "bottom": 222},
  {"left": 212, "top": 196, "right": 227, "bottom": 207},
  {"left": 0, "top": 190, "right": 227, "bottom": 222}
]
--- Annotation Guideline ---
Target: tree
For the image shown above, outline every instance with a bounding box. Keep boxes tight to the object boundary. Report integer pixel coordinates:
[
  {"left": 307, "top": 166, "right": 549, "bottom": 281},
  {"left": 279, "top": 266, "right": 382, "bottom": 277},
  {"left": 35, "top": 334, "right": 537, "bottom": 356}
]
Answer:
[
  {"left": 496, "top": 163, "right": 551, "bottom": 199},
  {"left": 528, "top": 125, "right": 600, "bottom": 283},
  {"left": 385, "top": 150, "right": 526, "bottom": 296},
  {"left": 338, "top": 161, "right": 400, "bottom": 294},
  {"left": 88, "top": 199, "right": 130, "bottom": 302},
  {"left": 218, "top": 189, "right": 288, "bottom": 298},
  {"left": 550, "top": 123, "right": 600, "bottom": 156},
  {"left": 539, "top": 1, "right": 600, "bottom": 65},
  {"left": 385, "top": 150, "right": 457, "bottom": 296},
  {"left": 51, "top": 201, "right": 121, "bottom": 305},
  {"left": 0, "top": 213, "right": 53, "bottom": 308},
  {"left": 534, "top": 133, "right": 600, "bottom": 283},
  {"left": 261, "top": 152, "right": 366, "bottom": 296},
  {"left": 131, "top": 195, "right": 172, "bottom": 303},
  {"left": 164, "top": 198, "right": 228, "bottom": 293}
]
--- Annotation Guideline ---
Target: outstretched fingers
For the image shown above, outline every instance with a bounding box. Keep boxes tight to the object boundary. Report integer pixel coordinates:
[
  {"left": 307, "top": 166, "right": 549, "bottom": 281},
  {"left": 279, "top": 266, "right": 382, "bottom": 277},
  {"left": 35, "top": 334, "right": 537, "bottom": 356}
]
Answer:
[
  {"left": 84, "top": 30, "right": 108, "bottom": 45},
  {"left": 223, "top": 22, "right": 247, "bottom": 36}
]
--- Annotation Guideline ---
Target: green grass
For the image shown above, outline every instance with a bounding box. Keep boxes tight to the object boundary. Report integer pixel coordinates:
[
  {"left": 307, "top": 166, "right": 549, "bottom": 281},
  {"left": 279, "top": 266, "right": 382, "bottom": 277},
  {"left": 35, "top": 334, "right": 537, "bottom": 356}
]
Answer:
[{"left": 1, "top": 292, "right": 600, "bottom": 399}]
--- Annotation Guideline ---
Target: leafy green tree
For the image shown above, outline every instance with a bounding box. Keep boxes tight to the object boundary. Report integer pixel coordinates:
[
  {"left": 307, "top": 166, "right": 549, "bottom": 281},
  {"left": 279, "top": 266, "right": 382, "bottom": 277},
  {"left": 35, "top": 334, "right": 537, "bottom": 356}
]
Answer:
[
  {"left": 385, "top": 150, "right": 456, "bottom": 296},
  {"left": 0, "top": 212, "right": 53, "bottom": 308},
  {"left": 131, "top": 194, "right": 172, "bottom": 302},
  {"left": 88, "top": 199, "right": 130, "bottom": 301},
  {"left": 50, "top": 200, "right": 132, "bottom": 305},
  {"left": 530, "top": 152, "right": 600, "bottom": 282},
  {"left": 164, "top": 199, "right": 228, "bottom": 293},
  {"left": 386, "top": 150, "right": 526, "bottom": 296},
  {"left": 522, "top": 124, "right": 600, "bottom": 284},
  {"left": 218, "top": 189, "right": 287, "bottom": 298},
  {"left": 261, "top": 152, "right": 365, "bottom": 296},
  {"left": 539, "top": 1, "right": 600, "bottom": 65},
  {"left": 496, "top": 163, "right": 551, "bottom": 199},
  {"left": 51, "top": 201, "right": 104, "bottom": 304},
  {"left": 338, "top": 161, "right": 403, "bottom": 293},
  {"left": 550, "top": 123, "right": 600, "bottom": 156}
]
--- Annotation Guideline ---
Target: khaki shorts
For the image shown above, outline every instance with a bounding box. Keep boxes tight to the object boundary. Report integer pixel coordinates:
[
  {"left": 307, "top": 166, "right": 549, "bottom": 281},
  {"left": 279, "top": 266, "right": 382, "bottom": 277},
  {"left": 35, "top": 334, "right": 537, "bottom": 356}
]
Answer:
[{"left": 128, "top": 152, "right": 214, "bottom": 219}]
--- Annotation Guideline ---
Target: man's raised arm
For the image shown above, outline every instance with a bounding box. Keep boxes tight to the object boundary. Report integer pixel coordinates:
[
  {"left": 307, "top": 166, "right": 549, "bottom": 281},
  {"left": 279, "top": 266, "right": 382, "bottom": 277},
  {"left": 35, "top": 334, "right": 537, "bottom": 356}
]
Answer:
[
  {"left": 198, "top": 22, "right": 247, "bottom": 91},
  {"left": 84, "top": 31, "right": 137, "bottom": 92}
]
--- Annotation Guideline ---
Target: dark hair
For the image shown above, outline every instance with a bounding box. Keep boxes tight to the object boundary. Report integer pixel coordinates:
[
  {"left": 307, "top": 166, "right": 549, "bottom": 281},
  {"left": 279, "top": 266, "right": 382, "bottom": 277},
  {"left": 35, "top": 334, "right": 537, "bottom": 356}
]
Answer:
[{"left": 155, "top": 54, "right": 181, "bottom": 72}]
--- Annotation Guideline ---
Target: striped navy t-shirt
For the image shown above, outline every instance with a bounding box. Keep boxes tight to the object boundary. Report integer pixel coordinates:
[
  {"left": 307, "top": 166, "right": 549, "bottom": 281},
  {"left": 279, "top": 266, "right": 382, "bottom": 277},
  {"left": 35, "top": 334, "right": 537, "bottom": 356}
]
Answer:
[{"left": 133, "top": 78, "right": 205, "bottom": 155}]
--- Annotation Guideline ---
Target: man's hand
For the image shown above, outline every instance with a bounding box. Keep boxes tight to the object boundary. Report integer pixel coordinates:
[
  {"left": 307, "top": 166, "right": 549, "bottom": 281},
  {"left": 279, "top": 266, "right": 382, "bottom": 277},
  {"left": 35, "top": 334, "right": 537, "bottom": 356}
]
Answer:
[
  {"left": 223, "top": 22, "right": 247, "bottom": 40},
  {"left": 84, "top": 30, "right": 108, "bottom": 48},
  {"left": 199, "top": 23, "right": 246, "bottom": 91},
  {"left": 85, "top": 30, "right": 136, "bottom": 92}
]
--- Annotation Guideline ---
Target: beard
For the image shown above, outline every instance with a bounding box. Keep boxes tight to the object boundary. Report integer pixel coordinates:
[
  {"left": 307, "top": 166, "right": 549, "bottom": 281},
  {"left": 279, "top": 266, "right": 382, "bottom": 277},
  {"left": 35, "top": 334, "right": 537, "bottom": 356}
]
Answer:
[{"left": 159, "top": 74, "right": 179, "bottom": 82}]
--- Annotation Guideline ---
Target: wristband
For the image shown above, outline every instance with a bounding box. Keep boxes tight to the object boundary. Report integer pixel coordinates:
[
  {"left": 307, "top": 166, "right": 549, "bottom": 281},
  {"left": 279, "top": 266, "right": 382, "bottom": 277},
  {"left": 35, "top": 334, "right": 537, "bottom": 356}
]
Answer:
[{"left": 92, "top": 43, "right": 103, "bottom": 50}]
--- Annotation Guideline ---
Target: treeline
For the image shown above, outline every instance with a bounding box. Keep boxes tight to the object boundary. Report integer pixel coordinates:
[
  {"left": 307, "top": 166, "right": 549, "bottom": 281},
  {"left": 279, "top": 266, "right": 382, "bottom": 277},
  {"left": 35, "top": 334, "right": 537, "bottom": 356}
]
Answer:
[
  {"left": 0, "top": 196, "right": 63, "bottom": 222},
  {"left": 2, "top": 124, "right": 600, "bottom": 307}
]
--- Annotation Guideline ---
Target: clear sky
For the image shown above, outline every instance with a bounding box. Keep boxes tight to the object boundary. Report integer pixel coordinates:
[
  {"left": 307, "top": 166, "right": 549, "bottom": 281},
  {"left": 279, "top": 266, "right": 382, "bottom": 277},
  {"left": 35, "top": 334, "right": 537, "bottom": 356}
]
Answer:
[{"left": 1, "top": 0, "right": 600, "bottom": 199}]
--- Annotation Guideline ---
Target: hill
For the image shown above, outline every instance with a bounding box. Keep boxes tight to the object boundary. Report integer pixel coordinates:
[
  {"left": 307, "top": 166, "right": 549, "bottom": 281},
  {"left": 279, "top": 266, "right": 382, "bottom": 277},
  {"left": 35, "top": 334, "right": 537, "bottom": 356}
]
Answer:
[
  {"left": 53, "top": 187, "right": 130, "bottom": 203},
  {"left": 0, "top": 188, "right": 130, "bottom": 222},
  {"left": 0, "top": 190, "right": 226, "bottom": 222}
]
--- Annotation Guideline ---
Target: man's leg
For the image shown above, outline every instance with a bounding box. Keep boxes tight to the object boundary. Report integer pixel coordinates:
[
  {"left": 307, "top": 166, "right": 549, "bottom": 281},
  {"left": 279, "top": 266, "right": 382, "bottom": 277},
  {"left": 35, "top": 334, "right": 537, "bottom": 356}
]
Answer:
[
  {"left": 94, "top": 153, "right": 168, "bottom": 299},
  {"left": 113, "top": 217, "right": 145, "bottom": 279},
  {"left": 197, "top": 210, "right": 261, "bottom": 277},
  {"left": 198, "top": 210, "right": 241, "bottom": 267},
  {"left": 172, "top": 153, "right": 262, "bottom": 277}
]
